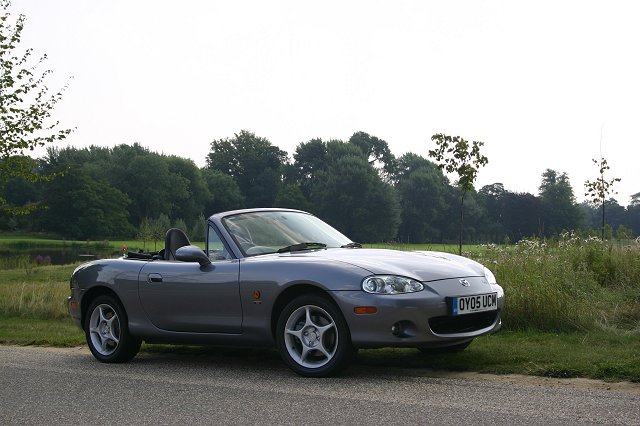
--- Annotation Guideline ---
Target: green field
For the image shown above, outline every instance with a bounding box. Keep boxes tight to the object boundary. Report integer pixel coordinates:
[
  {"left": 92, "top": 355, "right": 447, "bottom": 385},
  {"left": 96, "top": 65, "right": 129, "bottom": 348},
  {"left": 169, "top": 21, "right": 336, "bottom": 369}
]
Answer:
[{"left": 1, "top": 235, "right": 639, "bottom": 381}]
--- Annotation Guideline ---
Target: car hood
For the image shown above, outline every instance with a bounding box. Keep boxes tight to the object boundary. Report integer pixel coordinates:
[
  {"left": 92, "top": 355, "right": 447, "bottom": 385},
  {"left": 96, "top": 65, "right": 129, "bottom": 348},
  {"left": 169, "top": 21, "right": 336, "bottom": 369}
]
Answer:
[{"left": 289, "top": 248, "right": 485, "bottom": 282}]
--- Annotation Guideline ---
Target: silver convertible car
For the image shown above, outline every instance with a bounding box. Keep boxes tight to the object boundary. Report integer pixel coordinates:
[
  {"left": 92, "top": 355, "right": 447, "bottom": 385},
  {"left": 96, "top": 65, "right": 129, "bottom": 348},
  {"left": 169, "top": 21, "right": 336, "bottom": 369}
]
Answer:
[{"left": 68, "top": 208, "right": 504, "bottom": 377}]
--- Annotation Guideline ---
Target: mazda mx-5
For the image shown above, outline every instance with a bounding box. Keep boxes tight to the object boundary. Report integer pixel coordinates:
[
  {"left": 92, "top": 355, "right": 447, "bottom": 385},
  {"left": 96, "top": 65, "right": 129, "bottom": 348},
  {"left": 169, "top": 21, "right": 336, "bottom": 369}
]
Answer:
[{"left": 68, "top": 208, "right": 504, "bottom": 377}]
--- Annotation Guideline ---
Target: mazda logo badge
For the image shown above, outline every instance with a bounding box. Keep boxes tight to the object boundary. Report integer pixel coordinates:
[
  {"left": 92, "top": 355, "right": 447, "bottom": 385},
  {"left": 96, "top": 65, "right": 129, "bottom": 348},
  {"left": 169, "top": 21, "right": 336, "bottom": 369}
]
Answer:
[{"left": 459, "top": 279, "right": 470, "bottom": 287}]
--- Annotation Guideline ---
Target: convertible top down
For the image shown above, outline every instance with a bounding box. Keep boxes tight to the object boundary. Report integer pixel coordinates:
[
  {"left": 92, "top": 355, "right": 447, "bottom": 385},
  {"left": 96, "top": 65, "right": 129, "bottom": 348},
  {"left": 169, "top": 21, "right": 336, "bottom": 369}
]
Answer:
[{"left": 68, "top": 208, "right": 504, "bottom": 377}]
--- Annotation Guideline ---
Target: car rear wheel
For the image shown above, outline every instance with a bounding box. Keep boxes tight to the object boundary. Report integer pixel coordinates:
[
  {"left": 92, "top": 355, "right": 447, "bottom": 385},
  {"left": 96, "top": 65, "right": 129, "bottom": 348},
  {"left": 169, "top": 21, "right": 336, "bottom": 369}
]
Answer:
[
  {"left": 85, "top": 295, "right": 141, "bottom": 363},
  {"left": 276, "top": 295, "right": 352, "bottom": 377}
]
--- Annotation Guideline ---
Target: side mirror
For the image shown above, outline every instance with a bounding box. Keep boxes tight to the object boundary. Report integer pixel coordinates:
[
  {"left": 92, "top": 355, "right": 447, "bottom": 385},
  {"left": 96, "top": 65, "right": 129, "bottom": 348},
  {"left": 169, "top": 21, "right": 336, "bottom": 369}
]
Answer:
[{"left": 175, "top": 245, "right": 212, "bottom": 267}]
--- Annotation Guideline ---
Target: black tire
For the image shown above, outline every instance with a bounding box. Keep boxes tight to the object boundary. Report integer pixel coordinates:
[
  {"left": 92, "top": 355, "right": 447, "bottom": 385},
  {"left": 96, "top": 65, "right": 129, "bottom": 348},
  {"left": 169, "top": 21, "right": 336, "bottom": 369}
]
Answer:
[
  {"left": 417, "top": 339, "right": 473, "bottom": 355},
  {"left": 84, "top": 295, "right": 141, "bottom": 363},
  {"left": 276, "top": 294, "right": 352, "bottom": 377}
]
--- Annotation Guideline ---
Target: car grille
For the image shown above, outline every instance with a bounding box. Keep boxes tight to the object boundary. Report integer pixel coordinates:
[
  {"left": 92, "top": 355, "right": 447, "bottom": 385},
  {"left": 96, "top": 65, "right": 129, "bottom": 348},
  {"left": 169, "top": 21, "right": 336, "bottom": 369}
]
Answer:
[{"left": 429, "top": 311, "right": 499, "bottom": 334}]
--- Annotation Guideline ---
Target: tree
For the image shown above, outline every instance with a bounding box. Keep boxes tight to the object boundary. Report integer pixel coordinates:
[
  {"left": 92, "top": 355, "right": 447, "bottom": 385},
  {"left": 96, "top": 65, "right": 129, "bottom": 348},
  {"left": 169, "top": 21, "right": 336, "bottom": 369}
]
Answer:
[
  {"left": 348, "top": 131, "right": 396, "bottom": 181},
  {"left": 394, "top": 153, "right": 449, "bottom": 243},
  {"left": 202, "top": 168, "right": 245, "bottom": 215},
  {"left": 0, "top": 1, "right": 72, "bottom": 212},
  {"left": 625, "top": 192, "right": 640, "bottom": 238},
  {"left": 538, "top": 169, "right": 583, "bottom": 236},
  {"left": 501, "top": 191, "right": 541, "bottom": 241},
  {"left": 1, "top": 172, "right": 39, "bottom": 208},
  {"left": 292, "top": 137, "right": 401, "bottom": 240},
  {"left": 313, "top": 155, "right": 400, "bottom": 243},
  {"left": 478, "top": 183, "right": 507, "bottom": 242},
  {"left": 149, "top": 213, "right": 171, "bottom": 251},
  {"left": 581, "top": 199, "right": 626, "bottom": 237},
  {"left": 124, "top": 155, "right": 172, "bottom": 226},
  {"left": 292, "top": 137, "right": 363, "bottom": 215},
  {"left": 165, "top": 156, "right": 210, "bottom": 226},
  {"left": 292, "top": 138, "right": 329, "bottom": 199},
  {"left": 451, "top": 189, "right": 489, "bottom": 243},
  {"left": 0, "top": 169, "right": 40, "bottom": 230},
  {"left": 137, "top": 217, "right": 154, "bottom": 250},
  {"left": 206, "top": 130, "right": 287, "bottom": 207},
  {"left": 274, "top": 183, "right": 310, "bottom": 211},
  {"left": 41, "top": 167, "right": 133, "bottom": 239},
  {"left": 139, "top": 214, "right": 195, "bottom": 250},
  {"left": 173, "top": 218, "right": 188, "bottom": 234},
  {"left": 428, "top": 134, "right": 488, "bottom": 254},
  {"left": 190, "top": 213, "right": 207, "bottom": 242},
  {"left": 584, "top": 156, "right": 621, "bottom": 240},
  {"left": 42, "top": 144, "right": 211, "bottom": 229}
]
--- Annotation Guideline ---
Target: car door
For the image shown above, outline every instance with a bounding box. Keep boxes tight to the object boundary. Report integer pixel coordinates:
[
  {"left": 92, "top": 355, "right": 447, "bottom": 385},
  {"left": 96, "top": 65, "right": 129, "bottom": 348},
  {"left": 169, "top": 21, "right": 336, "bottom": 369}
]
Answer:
[{"left": 138, "top": 259, "right": 241, "bottom": 333}]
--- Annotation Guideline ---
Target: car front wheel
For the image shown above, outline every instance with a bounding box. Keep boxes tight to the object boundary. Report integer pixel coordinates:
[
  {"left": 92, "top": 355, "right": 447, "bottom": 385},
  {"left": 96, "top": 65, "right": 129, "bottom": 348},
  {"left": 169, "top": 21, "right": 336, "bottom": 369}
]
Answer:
[
  {"left": 276, "top": 295, "right": 352, "bottom": 377},
  {"left": 85, "top": 295, "right": 141, "bottom": 363}
]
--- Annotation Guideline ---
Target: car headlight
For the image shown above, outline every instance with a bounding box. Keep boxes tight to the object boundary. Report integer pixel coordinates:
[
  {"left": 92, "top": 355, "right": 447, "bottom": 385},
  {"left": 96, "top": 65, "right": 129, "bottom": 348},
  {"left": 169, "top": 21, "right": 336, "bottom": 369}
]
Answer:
[
  {"left": 483, "top": 266, "right": 497, "bottom": 284},
  {"left": 362, "top": 275, "right": 424, "bottom": 294}
]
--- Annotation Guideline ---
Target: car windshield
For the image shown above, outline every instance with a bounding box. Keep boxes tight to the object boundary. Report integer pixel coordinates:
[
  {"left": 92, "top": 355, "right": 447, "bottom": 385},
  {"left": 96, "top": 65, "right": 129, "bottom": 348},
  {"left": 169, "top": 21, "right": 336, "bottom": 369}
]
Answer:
[{"left": 222, "top": 211, "right": 352, "bottom": 257}]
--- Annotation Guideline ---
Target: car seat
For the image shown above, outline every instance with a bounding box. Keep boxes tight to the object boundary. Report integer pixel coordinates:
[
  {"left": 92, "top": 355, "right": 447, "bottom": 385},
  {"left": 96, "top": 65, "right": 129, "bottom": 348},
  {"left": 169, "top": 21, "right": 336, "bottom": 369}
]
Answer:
[{"left": 164, "top": 228, "right": 191, "bottom": 260}]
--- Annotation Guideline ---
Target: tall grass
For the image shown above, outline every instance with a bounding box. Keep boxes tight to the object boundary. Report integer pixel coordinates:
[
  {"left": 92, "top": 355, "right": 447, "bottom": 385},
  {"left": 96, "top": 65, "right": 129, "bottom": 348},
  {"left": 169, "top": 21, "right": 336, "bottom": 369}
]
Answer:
[
  {"left": 0, "top": 263, "right": 76, "bottom": 319},
  {"left": 0, "top": 254, "right": 33, "bottom": 271},
  {"left": 471, "top": 233, "right": 640, "bottom": 333}
]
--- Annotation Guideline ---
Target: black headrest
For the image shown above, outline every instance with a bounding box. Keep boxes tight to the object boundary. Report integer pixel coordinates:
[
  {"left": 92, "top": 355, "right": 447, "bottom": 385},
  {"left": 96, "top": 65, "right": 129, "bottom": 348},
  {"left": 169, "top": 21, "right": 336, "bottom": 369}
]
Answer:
[{"left": 164, "top": 228, "right": 191, "bottom": 260}]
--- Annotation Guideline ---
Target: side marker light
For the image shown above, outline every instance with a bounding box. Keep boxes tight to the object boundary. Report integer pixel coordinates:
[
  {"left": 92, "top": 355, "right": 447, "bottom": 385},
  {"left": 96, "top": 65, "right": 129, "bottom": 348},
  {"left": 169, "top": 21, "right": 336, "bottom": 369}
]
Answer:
[{"left": 354, "top": 306, "right": 378, "bottom": 315}]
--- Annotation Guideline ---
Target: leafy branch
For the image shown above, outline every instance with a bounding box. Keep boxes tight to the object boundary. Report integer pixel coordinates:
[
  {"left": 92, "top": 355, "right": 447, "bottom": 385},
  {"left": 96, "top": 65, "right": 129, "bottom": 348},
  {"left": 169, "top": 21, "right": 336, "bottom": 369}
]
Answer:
[{"left": 0, "top": 0, "right": 73, "bottom": 212}]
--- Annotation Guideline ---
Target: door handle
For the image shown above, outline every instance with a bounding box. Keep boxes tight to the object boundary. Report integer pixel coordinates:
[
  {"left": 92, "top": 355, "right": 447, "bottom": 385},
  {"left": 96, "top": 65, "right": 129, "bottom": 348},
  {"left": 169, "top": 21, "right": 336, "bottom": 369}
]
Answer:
[{"left": 147, "top": 273, "right": 163, "bottom": 283}]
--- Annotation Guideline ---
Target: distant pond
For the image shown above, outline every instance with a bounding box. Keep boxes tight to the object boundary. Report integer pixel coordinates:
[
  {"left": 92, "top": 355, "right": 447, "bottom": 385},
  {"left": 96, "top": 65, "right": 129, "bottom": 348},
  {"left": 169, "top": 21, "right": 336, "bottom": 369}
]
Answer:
[{"left": 0, "top": 247, "right": 119, "bottom": 267}]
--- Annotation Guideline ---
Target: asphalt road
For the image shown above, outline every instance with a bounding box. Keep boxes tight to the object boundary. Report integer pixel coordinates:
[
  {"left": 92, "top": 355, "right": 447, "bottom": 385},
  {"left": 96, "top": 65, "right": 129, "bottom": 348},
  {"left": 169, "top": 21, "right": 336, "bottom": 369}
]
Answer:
[{"left": 1, "top": 345, "right": 639, "bottom": 425}]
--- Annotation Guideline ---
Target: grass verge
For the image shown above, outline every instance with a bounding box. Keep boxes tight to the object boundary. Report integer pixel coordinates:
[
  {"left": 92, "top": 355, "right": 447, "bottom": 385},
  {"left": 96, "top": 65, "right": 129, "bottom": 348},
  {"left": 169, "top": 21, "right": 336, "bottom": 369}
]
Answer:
[
  {"left": 139, "top": 330, "right": 640, "bottom": 382},
  {"left": 0, "top": 317, "right": 84, "bottom": 346},
  {"left": 1, "top": 319, "right": 638, "bottom": 382},
  {"left": 359, "top": 330, "right": 640, "bottom": 382}
]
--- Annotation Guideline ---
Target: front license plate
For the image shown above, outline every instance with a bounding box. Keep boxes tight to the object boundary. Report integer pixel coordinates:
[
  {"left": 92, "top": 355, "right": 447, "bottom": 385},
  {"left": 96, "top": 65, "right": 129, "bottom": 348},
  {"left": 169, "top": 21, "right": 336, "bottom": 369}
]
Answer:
[{"left": 449, "top": 292, "right": 497, "bottom": 316}]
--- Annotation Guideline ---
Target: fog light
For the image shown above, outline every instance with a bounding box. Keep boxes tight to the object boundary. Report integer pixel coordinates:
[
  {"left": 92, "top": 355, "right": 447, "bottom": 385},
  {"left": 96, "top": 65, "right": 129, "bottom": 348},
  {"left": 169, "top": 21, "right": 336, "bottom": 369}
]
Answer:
[
  {"left": 391, "top": 320, "right": 417, "bottom": 338},
  {"left": 391, "top": 322, "right": 402, "bottom": 336}
]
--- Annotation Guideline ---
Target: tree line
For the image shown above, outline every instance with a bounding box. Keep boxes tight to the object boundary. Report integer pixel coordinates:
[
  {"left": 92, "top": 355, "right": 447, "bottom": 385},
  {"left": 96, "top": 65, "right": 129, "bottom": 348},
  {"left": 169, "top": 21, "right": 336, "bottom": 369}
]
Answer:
[
  {"left": 1, "top": 130, "right": 638, "bottom": 243},
  {"left": 2, "top": 4, "right": 637, "bottom": 244}
]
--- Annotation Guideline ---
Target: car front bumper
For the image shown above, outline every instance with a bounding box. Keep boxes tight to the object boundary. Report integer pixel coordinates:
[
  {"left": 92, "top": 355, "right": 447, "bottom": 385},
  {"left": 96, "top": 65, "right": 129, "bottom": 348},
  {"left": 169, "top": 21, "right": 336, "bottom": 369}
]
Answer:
[
  {"left": 67, "top": 294, "right": 82, "bottom": 329},
  {"left": 331, "top": 280, "right": 504, "bottom": 349}
]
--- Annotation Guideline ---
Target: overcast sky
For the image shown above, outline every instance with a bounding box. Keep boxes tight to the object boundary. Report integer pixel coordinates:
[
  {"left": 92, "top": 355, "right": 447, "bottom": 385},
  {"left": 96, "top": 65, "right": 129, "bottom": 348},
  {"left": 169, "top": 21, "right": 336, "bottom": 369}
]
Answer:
[{"left": 10, "top": 0, "right": 640, "bottom": 205}]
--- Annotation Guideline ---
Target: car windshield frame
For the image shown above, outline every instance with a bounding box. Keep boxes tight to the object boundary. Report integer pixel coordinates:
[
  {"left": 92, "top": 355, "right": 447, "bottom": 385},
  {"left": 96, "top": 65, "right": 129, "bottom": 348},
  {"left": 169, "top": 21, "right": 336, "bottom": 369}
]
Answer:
[{"left": 222, "top": 210, "right": 352, "bottom": 257}]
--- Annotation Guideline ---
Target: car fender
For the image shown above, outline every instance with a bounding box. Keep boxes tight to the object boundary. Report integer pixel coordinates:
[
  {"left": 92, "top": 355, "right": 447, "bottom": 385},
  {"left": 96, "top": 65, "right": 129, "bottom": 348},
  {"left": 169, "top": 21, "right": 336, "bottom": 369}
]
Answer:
[
  {"left": 72, "top": 258, "right": 151, "bottom": 335},
  {"left": 237, "top": 255, "right": 370, "bottom": 340}
]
